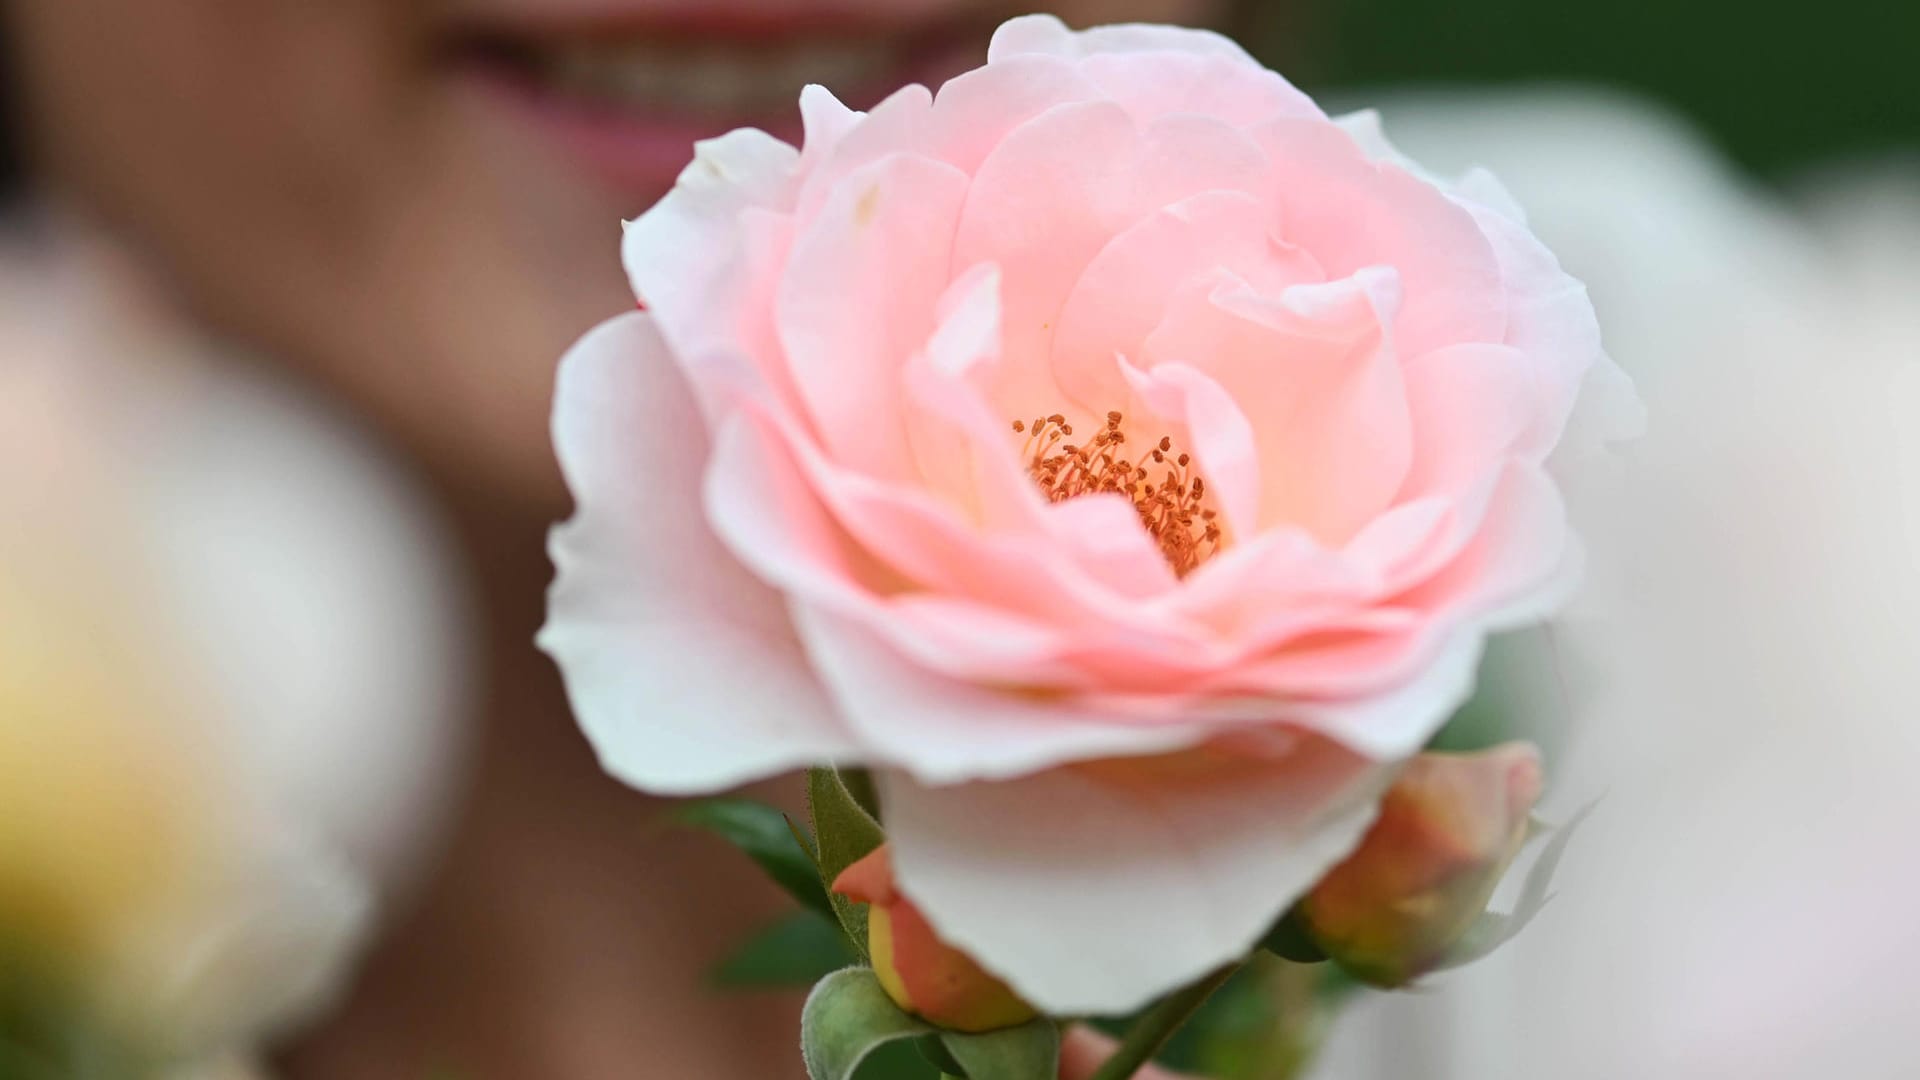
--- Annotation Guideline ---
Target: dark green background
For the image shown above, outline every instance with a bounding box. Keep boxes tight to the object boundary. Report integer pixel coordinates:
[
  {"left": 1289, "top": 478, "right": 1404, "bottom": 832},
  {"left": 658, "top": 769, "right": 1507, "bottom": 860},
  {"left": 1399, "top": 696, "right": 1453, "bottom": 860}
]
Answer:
[{"left": 1233, "top": 0, "right": 1919, "bottom": 177}]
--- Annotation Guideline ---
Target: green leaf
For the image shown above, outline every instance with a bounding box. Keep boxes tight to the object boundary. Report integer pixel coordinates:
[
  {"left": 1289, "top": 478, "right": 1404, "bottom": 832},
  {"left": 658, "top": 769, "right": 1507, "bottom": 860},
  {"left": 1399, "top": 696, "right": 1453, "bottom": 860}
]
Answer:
[
  {"left": 1440, "top": 800, "right": 1597, "bottom": 970},
  {"left": 714, "top": 911, "right": 861, "bottom": 988},
  {"left": 677, "top": 798, "right": 835, "bottom": 922},
  {"left": 802, "top": 968, "right": 932, "bottom": 1080},
  {"left": 808, "top": 767, "right": 888, "bottom": 957},
  {"left": 940, "top": 1018, "right": 1060, "bottom": 1080},
  {"left": 1258, "top": 907, "right": 1327, "bottom": 964}
]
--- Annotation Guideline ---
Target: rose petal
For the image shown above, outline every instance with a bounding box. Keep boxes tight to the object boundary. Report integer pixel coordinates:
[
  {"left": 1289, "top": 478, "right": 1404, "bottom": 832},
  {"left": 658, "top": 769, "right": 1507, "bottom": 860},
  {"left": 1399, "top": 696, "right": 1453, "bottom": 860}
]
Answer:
[
  {"left": 795, "top": 606, "right": 1213, "bottom": 783},
  {"left": 879, "top": 737, "right": 1391, "bottom": 1013},
  {"left": 623, "top": 128, "right": 798, "bottom": 365},
  {"left": 1254, "top": 118, "right": 1506, "bottom": 357},
  {"left": 777, "top": 152, "right": 971, "bottom": 481},
  {"left": 705, "top": 404, "right": 1223, "bottom": 689},
  {"left": 955, "top": 103, "right": 1273, "bottom": 423},
  {"left": 1141, "top": 269, "right": 1413, "bottom": 544},
  {"left": 927, "top": 54, "right": 1105, "bottom": 175},
  {"left": 1119, "top": 358, "right": 1263, "bottom": 543},
  {"left": 538, "top": 313, "right": 856, "bottom": 793},
  {"left": 1078, "top": 50, "right": 1322, "bottom": 128},
  {"left": 794, "top": 83, "right": 935, "bottom": 221},
  {"left": 1052, "top": 190, "right": 1322, "bottom": 413},
  {"left": 1397, "top": 343, "right": 1541, "bottom": 498},
  {"left": 988, "top": 14, "right": 1257, "bottom": 64}
]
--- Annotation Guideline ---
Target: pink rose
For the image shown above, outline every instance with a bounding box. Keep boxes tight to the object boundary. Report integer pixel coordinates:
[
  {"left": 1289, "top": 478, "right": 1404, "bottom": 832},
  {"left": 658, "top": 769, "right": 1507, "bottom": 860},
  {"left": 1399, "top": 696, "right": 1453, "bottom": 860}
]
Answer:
[{"left": 540, "top": 14, "right": 1627, "bottom": 1012}]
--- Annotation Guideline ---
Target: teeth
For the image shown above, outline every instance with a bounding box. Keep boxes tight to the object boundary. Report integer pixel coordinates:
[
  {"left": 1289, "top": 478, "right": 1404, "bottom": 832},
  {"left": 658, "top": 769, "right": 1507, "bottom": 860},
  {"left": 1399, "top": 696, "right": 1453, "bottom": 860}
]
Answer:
[{"left": 538, "top": 38, "right": 896, "bottom": 116}]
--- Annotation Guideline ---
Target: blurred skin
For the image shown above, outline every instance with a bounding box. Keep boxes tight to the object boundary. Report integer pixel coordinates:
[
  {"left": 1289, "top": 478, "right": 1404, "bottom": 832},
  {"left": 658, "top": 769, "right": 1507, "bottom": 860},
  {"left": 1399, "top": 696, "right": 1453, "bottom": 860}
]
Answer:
[
  {"left": 3, "top": 0, "right": 1221, "bottom": 504},
  {"left": 0, "top": 0, "right": 1225, "bottom": 1076}
]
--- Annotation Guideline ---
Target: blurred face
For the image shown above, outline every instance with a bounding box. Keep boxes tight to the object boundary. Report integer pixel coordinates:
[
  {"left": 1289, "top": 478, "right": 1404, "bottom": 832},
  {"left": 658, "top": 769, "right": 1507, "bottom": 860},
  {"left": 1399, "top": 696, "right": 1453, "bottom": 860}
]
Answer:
[{"left": 4, "top": 0, "right": 1223, "bottom": 503}]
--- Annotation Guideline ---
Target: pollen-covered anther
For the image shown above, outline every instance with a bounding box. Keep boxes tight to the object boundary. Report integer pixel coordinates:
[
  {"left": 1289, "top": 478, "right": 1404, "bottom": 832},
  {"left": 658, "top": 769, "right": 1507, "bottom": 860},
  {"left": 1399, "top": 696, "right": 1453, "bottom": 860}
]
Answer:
[{"left": 1014, "top": 411, "right": 1222, "bottom": 577}]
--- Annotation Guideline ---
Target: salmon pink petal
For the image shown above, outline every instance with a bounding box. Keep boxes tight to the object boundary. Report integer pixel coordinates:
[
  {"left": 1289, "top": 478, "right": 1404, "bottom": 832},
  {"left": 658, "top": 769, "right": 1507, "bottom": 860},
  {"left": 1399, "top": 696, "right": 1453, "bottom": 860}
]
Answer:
[{"left": 538, "top": 314, "right": 857, "bottom": 793}]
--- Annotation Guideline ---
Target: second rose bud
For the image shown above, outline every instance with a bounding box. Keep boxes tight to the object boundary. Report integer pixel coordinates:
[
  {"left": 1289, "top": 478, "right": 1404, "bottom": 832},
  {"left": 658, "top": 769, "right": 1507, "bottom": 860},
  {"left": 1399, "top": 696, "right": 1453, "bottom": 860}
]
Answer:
[{"left": 832, "top": 844, "right": 1037, "bottom": 1034}]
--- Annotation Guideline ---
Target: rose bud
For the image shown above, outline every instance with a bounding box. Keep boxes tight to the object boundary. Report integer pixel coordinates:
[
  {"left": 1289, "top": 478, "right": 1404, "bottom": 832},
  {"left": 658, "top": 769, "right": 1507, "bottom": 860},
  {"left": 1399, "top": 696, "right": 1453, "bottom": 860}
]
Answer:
[
  {"left": 1299, "top": 743, "right": 1544, "bottom": 987},
  {"left": 832, "top": 844, "right": 1037, "bottom": 1033}
]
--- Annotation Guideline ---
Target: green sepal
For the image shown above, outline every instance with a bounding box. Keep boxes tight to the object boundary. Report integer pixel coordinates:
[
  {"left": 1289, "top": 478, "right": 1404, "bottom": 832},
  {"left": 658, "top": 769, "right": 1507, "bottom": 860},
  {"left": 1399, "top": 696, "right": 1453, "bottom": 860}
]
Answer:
[
  {"left": 676, "top": 798, "right": 836, "bottom": 922},
  {"left": 808, "top": 766, "right": 887, "bottom": 958},
  {"left": 838, "top": 767, "right": 884, "bottom": 822},
  {"left": 712, "top": 911, "right": 860, "bottom": 988},
  {"left": 939, "top": 1018, "right": 1061, "bottom": 1080},
  {"left": 800, "top": 967, "right": 932, "bottom": 1080},
  {"left": 1258, "top": 906, "right": 1327, "bottom": 964},
  {"left": 1438, "top": 800, "right": 1597, "bottom": 971},
  {"left": 915, "top": 1034, "right": 968, "bottom": 1075}
]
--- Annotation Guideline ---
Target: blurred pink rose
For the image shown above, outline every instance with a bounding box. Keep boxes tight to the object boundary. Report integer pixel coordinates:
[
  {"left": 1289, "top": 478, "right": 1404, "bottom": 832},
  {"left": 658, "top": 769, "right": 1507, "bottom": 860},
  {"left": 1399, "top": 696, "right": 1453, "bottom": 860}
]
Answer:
[{"left": 541, "top": 14, "right": 1628, "bottom": 1012}]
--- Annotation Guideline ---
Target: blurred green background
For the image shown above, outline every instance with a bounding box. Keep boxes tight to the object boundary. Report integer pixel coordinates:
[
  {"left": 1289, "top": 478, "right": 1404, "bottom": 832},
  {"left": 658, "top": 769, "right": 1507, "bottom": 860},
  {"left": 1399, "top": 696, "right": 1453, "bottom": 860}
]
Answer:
[{"left": 1234, "top": 0, "right": 1919, "bottom": 176}]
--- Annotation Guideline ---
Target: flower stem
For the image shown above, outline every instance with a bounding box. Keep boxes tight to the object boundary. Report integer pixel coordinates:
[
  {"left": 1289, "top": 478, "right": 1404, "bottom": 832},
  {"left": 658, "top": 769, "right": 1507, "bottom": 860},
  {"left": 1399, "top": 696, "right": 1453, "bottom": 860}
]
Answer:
[{"left": 1089, "top": 965, "right": 1240, "bottom": 1080}]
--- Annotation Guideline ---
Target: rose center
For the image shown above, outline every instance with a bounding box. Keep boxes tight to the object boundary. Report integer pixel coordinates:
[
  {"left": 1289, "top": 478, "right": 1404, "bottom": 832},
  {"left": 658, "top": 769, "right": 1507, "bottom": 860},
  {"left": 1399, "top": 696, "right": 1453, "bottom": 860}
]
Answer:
[{"left": 1012, "top": 410, "right": 1222, "bottom": 578}]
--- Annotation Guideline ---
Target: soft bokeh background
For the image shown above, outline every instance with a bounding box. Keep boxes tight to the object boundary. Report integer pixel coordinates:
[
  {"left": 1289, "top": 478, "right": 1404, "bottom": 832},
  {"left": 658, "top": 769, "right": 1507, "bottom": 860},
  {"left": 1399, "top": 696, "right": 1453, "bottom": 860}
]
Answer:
[{"left": 1, "top": 0, "right": 1915, "bottom": 1076}]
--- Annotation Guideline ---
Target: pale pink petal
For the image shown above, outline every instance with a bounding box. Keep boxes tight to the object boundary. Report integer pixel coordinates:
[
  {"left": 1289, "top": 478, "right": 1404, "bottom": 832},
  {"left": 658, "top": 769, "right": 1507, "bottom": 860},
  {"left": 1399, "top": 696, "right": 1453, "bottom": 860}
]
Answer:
[
  {"left": 1396, "top": 343, "right": 1541, "bottom": 498},
  {"left": 705, "top": 405, "right": 1222, "bottom": 687},
  {"left": 955, "top": 104, "right": 1273, "bottom": 421},
  {"left": 880, "top": 739, "right": 1392, "bottom": 1012},
  {"left": 1388, "top": 460, "right": 1579, "bottom": 625},
  {"left": 1222, "top": 461, "right": 1576, "bottom": 704},
  {"left": 1141, "top": 269, "right": 1413, "bottom": 544},
  {"left": 1078, "top": 51, "right": 1322, "bottom": 128},
  {"left": 776, "top": 152, "right": 971, "bottom": 482},
  {"left": 1332, "top": 108, "right": 1531, "bottom": 224},
  {"left": 988, "top": 14, "right": 1256, "bottom": 64},
  {"left": 927, "top": 54, "right": 1105, "bottom": 174},
  {"left": 796, "top": 606, "right": 1217, "bottom": 784},
  {"left": 902, "top": 263, "right": 1014, "bottom": 518},
  {"left": 1052, "top": 190, "right": 1322, "bottom": 412},
  {"left": 899, "top": 272, "right": 1190, "bottom": 599},
  {"left": 1254, "top": 118, "right": 1506, "bottom": 357},
  {"left": 795, "top": 83, "right": 864, "bottom": 176},
  {"left": 1119, "top": 358, "right": 1262, "bottom": 543},
  {"left": 1277, "top": 629, "right": 1490, "bottom": 758},
  {"left": 1154, "top": 525, "right": 1377, "bottom": 634},
  {"left": 538, "top": 314, "right": 856, "bottom": 794},
  {"left": 622, "top": 128, "right": 797, "bottom": 350},
  {"left": 1037, "top": 493, "right": 1183, "bottom": 598},
  {"left": 794, "top": 84, "right": 935, "bottom": 221},
  {"left": 1466, "top": 201, "right": 1608, "bottom": 455}
]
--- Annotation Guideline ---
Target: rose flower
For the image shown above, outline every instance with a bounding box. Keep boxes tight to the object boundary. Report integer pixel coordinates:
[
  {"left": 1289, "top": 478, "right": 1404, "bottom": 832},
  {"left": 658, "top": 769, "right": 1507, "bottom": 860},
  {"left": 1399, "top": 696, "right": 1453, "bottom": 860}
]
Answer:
[{"left": 540, "top": 15, "right": 1631, "bottom": 1013}]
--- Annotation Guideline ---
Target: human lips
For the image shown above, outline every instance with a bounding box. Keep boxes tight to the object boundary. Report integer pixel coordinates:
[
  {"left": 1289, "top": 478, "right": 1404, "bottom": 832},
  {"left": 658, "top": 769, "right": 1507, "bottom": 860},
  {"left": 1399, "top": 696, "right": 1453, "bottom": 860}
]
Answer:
[{"left": 437, "top": 3, "right": 999, "bottom": 196}]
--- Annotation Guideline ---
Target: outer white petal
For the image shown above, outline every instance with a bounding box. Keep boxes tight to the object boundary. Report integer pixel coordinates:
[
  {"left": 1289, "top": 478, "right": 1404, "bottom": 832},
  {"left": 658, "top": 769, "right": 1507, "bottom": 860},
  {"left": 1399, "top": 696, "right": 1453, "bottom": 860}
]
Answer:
[
  {"left": 881, "top": 742, "right": 1393, "bottom": 1014},
  {"left": 539, "top": 312, "right": 856, "bottom": 794},
  {"left": 620, "top": 128, "right": 799, "bottom": 361}
]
